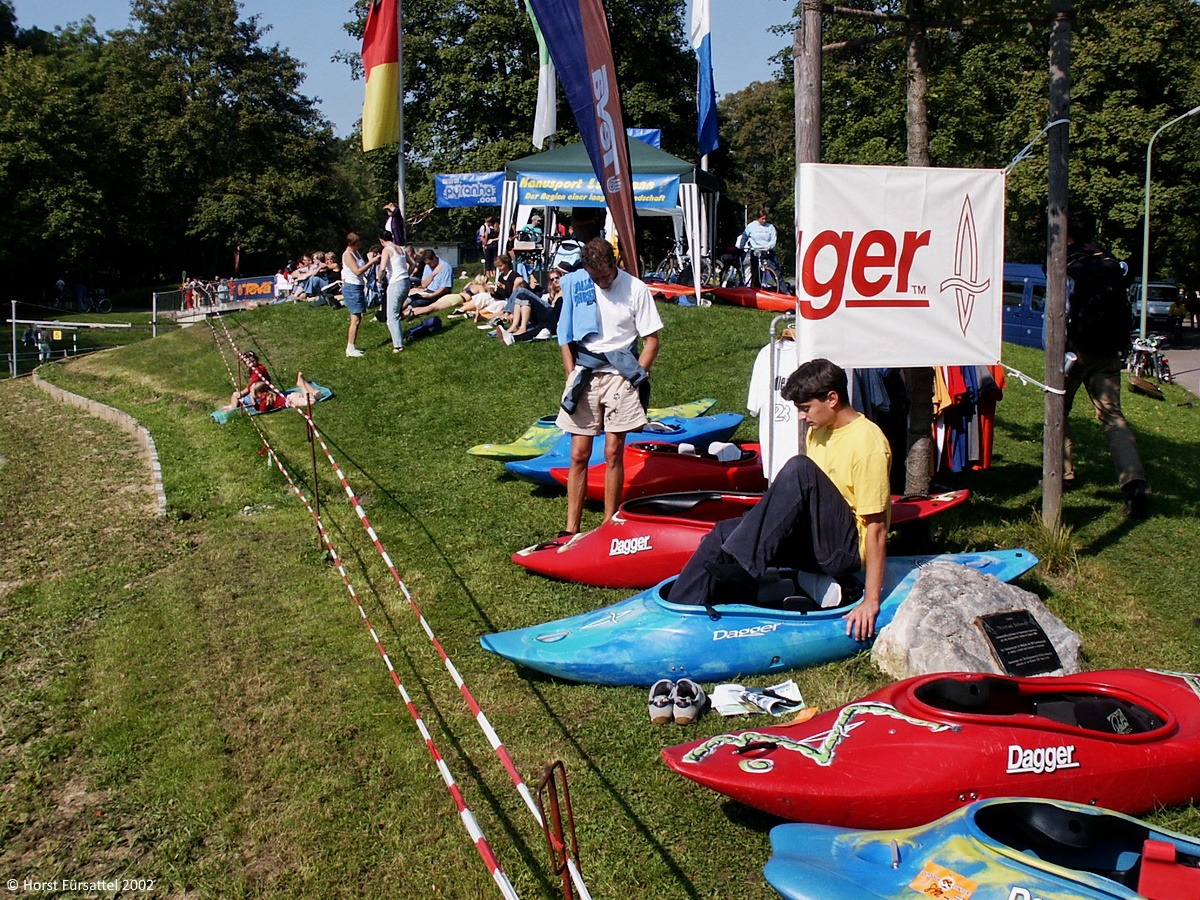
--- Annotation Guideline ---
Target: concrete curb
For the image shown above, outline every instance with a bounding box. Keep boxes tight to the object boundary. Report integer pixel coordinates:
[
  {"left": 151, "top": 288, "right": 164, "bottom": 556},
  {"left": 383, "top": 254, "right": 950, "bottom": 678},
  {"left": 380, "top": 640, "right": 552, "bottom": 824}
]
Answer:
[{"left": 32, "top": 368, "right": 168, "bottom": 519}]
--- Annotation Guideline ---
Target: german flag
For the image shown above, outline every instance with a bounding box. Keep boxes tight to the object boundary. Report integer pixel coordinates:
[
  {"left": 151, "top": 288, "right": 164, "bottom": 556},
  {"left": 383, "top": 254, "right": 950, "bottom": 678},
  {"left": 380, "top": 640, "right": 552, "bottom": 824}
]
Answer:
[{"left": 361, "top": 0, "right": 399, "bottom": 152}]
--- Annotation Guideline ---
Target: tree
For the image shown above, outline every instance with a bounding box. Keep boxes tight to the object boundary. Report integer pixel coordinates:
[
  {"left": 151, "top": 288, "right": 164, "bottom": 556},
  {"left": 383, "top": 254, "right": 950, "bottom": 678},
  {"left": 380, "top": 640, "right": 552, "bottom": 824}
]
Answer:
[
  {"left": 92, "top": 0, "right": 351, "bottom": 279},
  {"left": 712, "top": 81, "right": 796, "bottom": 255},
  {"left": 0, "top": 47, "right": 104, "bottom": 276}
]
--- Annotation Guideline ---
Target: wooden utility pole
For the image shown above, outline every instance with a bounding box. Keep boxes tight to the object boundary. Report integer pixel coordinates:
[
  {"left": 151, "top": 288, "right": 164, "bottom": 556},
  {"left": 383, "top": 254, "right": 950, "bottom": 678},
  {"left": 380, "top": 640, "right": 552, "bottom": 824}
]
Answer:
[
  {"left": 796, "top": 0, "right": 823, "bottom": 167},
  {"left": 1043, "top": 1, "right": 1071, "bottom": 531}
]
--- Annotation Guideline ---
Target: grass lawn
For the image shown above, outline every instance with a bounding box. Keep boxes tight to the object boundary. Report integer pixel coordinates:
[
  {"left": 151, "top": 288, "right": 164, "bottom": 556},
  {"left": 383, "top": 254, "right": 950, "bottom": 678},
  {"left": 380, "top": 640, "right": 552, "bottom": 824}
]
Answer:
[{"left": 5, "top": 298, "right": 1199, "bottom": 898}]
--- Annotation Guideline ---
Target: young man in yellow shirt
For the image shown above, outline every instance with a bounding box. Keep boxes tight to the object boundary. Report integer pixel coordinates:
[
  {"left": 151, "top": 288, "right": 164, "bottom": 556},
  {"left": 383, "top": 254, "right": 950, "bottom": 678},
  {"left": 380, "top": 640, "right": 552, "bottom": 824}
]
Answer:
[{"left": 670, "top": 358, "right": 891, "bottom": 640}]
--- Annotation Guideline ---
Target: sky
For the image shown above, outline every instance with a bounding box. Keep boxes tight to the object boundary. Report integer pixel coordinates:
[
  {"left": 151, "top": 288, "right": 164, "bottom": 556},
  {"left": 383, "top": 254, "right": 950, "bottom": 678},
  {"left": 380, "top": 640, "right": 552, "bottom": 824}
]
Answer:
[{"left": 13, "top": 0, "right": 794, "bottom": 140}]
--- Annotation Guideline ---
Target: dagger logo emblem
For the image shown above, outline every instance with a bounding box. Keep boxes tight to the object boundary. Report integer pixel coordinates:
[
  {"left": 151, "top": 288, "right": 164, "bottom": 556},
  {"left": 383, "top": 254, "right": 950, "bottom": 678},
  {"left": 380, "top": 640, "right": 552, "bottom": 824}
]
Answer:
[{"left": 939, "top": 196, "right": 990, "bottom": 335}]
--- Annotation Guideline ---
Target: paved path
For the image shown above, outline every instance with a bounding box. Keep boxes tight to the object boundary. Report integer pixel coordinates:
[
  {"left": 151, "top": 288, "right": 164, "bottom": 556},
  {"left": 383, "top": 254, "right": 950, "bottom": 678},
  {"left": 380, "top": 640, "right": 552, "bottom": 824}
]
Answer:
[{"left": 1158, "top": 326, "right": 1200, "bottom": 399}]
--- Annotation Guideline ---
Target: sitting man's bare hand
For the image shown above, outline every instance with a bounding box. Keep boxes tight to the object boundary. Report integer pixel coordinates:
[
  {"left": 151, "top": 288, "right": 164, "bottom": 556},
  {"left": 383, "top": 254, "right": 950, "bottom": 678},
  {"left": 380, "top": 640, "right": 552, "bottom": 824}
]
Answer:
[{"left": 843, "top": 597, "right": 880, "bottom": 641}]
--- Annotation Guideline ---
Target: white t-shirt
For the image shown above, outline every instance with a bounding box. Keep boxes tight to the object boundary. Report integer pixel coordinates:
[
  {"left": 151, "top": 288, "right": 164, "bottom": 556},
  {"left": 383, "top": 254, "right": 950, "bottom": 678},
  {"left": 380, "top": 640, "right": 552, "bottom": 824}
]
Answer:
[
  {"left": 579, "top": 269, "right": 664, "bottom": 361},
  {"left": 748, "top": 339, "right": 802, "bottom": 482}
]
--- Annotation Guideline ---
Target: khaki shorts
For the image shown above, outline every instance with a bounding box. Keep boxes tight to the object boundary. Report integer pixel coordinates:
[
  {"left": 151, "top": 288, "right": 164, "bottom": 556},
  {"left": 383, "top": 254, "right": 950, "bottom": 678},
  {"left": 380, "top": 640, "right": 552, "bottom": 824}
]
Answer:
[{"left": 555, "top": 370, "right": 648, "bottom": 436}]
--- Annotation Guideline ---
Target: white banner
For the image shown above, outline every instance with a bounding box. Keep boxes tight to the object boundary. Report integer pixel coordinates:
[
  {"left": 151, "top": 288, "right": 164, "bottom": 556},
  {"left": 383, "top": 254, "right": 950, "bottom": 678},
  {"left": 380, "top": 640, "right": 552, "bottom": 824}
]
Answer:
[{"left": 794, "top": 164, "right": 1005, "bottom": 367}]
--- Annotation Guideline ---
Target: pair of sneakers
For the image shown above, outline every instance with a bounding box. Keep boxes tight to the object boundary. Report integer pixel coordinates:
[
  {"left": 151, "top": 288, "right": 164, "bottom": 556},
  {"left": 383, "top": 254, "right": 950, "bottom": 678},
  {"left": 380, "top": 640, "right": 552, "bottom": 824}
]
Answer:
[{"left": 648, "top": 678, "right": 706, "bottom": 725}]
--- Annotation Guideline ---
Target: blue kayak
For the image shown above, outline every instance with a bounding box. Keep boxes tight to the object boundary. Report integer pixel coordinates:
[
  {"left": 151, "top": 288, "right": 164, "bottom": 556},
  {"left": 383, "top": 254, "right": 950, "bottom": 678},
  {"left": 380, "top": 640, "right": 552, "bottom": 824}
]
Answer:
[
  {"left": 480, "top": 550, "right": 1037, "bottom": 686},
  {"left": 503, "top": 412, "right": 744, "bottom": 487},
  {"left": 765, "top": 796, "right": 1200, "bottom": 899}
]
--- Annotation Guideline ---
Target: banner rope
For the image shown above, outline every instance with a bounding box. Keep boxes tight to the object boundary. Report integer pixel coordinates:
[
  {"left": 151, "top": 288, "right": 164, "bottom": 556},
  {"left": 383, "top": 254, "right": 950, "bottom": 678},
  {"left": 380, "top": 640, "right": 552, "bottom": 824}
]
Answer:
[
  {"left": 1005, "top": 117, "right": 1070, "bottom": 174},
  {"left": 1001, "top": 363, "right": 1066, "bottom": 395}
]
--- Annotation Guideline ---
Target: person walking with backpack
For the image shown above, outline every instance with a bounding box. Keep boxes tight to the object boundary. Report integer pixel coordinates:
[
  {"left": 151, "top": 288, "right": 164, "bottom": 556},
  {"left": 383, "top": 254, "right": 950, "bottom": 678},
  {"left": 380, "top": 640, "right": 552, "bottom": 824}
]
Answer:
[{"left": 1062, "top": 208, "right": 1150, "bottom": 518}]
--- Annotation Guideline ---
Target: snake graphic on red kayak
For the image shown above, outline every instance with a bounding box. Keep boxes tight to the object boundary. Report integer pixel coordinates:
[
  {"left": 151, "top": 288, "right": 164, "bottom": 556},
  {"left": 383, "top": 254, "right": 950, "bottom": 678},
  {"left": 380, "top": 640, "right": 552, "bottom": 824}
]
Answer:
[
  {"left": 547, "top": 441, "right": 769, "bottom": 503},
  {"left": 512, "top": 488, "right": 970, "bottom": 589},
  {"left": 661, "top": 668, "right": 1200, "bottom": 829}
]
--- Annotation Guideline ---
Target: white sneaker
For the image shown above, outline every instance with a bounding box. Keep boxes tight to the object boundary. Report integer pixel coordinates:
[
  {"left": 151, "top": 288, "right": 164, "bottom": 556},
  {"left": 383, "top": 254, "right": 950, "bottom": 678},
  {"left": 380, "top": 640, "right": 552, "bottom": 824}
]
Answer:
[
  {"left": 648, "top": 679, "right": 675, "bottom": 725},
  {"left": 534, "top": 328, "right": 552, "bottom": 340},
  {"left": 496, "top": 325, "right": 515, "bottom": 346},
  {"left": 671, "top": 679, "right": 707, "bottom": 725},
  {"left": 345, "top": 346, "right": 364, "bottom": 357}
]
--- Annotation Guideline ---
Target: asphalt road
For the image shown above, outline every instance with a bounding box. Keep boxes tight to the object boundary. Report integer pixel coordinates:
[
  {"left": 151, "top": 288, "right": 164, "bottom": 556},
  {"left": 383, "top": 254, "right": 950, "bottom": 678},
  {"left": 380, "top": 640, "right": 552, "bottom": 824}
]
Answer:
[{"left": 1157, "top": 325, "right": 1200, "bottom": 399}]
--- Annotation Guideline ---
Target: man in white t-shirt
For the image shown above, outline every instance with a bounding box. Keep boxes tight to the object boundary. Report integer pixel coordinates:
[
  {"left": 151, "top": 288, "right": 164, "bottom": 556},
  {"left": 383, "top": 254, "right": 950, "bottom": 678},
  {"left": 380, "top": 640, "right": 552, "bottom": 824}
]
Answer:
[{"left": 552, "top": 238, "right": 663, "bottom": 541}]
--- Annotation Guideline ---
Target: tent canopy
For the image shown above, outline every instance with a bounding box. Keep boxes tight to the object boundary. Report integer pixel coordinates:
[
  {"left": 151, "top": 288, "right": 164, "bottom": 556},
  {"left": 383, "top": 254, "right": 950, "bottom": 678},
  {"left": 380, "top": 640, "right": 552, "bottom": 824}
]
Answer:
[
  {"left": 505, "top": 140, "right": 719, "bottom": 192},
  {"left": 502, "top": 141, "right": 718, "bottom": 295}
]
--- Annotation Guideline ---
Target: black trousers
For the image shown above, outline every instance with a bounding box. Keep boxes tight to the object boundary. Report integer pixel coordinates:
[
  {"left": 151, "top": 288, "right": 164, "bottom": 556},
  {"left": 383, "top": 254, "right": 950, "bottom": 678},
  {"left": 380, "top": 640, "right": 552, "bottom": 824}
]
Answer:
[{"left": 671, "top": 454, "right": 860, "bottom": 604}]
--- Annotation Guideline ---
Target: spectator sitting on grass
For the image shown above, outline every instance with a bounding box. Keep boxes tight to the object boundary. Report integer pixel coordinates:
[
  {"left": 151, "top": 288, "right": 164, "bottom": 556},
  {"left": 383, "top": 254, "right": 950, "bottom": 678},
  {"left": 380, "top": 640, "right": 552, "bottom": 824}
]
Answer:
[
  {"left": 405, "top": 249, "right": 455, "bottom": 314},
  {"left": 220, "top": 351, "right": 272, "bottom": 412},
  {"left": 499, "top": 261, "right": 567, "bottom": 343}
]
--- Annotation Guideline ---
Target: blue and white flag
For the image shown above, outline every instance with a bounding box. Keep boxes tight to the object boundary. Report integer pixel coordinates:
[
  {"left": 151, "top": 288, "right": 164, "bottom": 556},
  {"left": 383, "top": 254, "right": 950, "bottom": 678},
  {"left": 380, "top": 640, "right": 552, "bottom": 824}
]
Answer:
[{"left": 690, "top": 0, "right": 719, "bottom": 157}]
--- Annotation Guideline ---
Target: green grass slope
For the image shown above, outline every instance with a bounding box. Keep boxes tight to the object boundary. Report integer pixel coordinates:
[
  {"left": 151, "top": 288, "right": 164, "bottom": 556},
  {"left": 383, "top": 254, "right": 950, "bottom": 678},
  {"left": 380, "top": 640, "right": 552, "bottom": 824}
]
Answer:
[{"left": 5, "top": 300, "right": 1199, "bottom": 897}]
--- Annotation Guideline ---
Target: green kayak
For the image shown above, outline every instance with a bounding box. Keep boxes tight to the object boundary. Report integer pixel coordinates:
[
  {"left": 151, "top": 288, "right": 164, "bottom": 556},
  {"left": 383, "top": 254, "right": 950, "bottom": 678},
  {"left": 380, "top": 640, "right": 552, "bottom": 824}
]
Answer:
[{"left": 467, "top": 397, "right": 718, "bottom": 461}]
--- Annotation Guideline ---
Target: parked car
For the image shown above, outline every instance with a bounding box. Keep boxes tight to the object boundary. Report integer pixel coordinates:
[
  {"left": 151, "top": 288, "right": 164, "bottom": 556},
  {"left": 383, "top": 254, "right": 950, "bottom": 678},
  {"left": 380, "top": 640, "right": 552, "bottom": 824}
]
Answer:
[
  {"left": 1002, "top": 263, "right": 1047, "bottom": 349},
  {"left": 1130, "top": 278, "right": 1177, "bottom": 326}
]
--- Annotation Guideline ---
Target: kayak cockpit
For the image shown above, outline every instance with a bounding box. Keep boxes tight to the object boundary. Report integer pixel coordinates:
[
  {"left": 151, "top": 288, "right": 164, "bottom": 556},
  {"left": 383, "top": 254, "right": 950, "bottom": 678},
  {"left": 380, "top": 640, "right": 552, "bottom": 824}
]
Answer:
[
  {"left": 659, "top": 567, "right": 863, "bottom": 615},
  {"left": 912, "top": 675, "right": 1170, "bottom": 736},
  {"left": 973, "top": 800, "right": 1200, "bottom": 894}
]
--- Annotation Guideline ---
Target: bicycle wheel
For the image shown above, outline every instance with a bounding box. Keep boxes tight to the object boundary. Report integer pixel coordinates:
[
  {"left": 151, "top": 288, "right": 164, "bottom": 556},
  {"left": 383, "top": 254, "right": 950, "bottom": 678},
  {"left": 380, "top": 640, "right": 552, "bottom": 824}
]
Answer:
[
  {"left": 697, "top": 258, "right": 714, "bottom": 286},
  {"left": 96, "top": 297, "right": 112, "bottom": 313},
  {"left": 652, "top": 256, "right": 673, "bottom": 281}
]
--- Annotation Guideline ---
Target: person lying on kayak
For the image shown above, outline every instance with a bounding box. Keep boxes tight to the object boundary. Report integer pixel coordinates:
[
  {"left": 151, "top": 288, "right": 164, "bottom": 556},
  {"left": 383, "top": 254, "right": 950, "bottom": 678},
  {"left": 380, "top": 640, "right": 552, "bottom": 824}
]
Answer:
[
  {"left": 248, "top": 372, "right": 326, "bottom": 413},
  {"left": 670, "top": 358, "right": 891, "bottom": 641}
]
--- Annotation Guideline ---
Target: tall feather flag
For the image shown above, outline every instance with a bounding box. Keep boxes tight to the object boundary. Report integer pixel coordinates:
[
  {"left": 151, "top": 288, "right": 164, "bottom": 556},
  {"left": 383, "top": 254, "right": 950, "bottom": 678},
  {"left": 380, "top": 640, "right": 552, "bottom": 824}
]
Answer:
[
  {"left": 526, "top": 0, "right": 557, "bottom": 148},
  {"left": 690, "top": 0, "right": 718, "bottom": 157},
  {"left": 525, "top": 0, "right": 640, "bottom": 275},
  {"left": 361, "top": 0, "right": 400, "bottom": 152}
]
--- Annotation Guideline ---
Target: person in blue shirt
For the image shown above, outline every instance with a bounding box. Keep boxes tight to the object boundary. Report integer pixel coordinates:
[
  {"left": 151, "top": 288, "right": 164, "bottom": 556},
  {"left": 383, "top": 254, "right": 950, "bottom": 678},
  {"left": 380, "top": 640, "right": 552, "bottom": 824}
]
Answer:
[
  {"left": 739, "top": 207, "right": 781, "bottom": 289},
  {"left": 407, "top": 249, "right": 455, "bottom": 313}
]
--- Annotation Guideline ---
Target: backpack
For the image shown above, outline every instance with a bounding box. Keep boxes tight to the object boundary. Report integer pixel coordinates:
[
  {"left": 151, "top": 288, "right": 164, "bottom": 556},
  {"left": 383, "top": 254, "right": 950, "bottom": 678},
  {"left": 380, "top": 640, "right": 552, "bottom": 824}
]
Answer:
[{"left": 1066, "top": 244, "right": 1132, "bottom": 355}]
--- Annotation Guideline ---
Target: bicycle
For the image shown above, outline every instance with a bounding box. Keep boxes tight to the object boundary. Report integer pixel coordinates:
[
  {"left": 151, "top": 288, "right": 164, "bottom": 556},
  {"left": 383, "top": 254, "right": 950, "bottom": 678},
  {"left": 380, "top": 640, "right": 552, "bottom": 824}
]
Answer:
[
  {"left": 721, "top": 247, "right": 787, "bottom": 293},
  {"left": 1126, "top": 334, "right": 1173, "bottom": 383},
  {"left": 650, "top": 238, "right": 712, "bottom": 286}
]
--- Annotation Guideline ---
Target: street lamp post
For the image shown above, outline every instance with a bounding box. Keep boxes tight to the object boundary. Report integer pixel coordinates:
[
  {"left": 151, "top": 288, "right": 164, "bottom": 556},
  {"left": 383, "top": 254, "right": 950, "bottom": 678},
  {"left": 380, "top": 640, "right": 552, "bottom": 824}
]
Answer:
[{"left": 1139, "top": 103, "right": 1200, "bottom": 339}]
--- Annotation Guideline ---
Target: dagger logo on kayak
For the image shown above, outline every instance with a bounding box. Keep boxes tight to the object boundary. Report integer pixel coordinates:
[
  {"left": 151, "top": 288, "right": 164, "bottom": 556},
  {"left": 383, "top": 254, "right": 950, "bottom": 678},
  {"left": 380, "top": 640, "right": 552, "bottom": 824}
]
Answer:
[
  {"left": 609, "top": 535, "right": 653, "bottom": 556},
  {"left": 682, "top": 701, "right": 954, "bottom": 768},
  {"left": 1005, "top": 743, "right": 1079, "bottom": 775}
]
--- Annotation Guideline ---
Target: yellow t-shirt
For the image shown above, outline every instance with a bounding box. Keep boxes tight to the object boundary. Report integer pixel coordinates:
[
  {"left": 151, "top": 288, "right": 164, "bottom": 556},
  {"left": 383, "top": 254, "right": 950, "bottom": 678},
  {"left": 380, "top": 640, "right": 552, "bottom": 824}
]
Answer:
[{"left": 806, "top": 414, "right": 892, "bottom": 563}]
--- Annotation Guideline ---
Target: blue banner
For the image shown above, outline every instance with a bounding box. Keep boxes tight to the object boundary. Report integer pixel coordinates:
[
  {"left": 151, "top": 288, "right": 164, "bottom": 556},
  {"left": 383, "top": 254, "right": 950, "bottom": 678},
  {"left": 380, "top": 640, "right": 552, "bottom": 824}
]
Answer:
[
  {"left": 627, "top": 127, "right": 661, "bottom": 148},
  {"left": 516, "top": 171, "right": 679, "bottom": 210},
  {"left": 435, "top": 171, "right": 504, "bottom": 207}
]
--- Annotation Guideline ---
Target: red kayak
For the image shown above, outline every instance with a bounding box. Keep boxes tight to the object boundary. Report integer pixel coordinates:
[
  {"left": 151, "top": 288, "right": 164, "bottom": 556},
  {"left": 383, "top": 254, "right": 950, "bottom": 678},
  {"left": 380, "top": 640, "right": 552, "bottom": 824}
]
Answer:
[
  {"left": 662, "top": 668, "right": 1200, "bottom": 829},
  {"left": 512, "top": 489, "right": 969, "bottom": 589},
  {"left": 710, "top": 285, "right": 795, "bottom": 313},
  {"left": 548, "top": 441, "right": 769, "bottom": 503},
  {"left": 646, "top": 282, "right": 713, "bottom": 302}
]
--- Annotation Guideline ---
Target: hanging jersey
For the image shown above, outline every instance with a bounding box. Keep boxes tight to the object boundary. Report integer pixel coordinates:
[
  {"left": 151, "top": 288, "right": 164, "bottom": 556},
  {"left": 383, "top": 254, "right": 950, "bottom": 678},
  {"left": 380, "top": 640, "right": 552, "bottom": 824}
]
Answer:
[{"left": 748, "top": 339, "right": 802, "bottom": 482}]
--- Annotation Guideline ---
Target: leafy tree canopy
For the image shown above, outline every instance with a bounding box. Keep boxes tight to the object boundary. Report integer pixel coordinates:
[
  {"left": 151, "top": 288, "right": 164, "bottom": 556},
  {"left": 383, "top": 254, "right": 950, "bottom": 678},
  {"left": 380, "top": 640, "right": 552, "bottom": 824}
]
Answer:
[{"left": 719, "top": 0, "right": 1200, "bottom": 283}]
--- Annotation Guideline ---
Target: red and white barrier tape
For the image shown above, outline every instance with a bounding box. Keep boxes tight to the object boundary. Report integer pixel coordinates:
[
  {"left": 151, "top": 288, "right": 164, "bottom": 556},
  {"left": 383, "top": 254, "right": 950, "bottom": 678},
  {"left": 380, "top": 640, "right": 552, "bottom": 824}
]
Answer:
[
  {"left": 258, "top": 430, "right": 519, "bottom": 900},
  {"left": 213, "top": 325, "right": 589, "bottom": 899}
]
